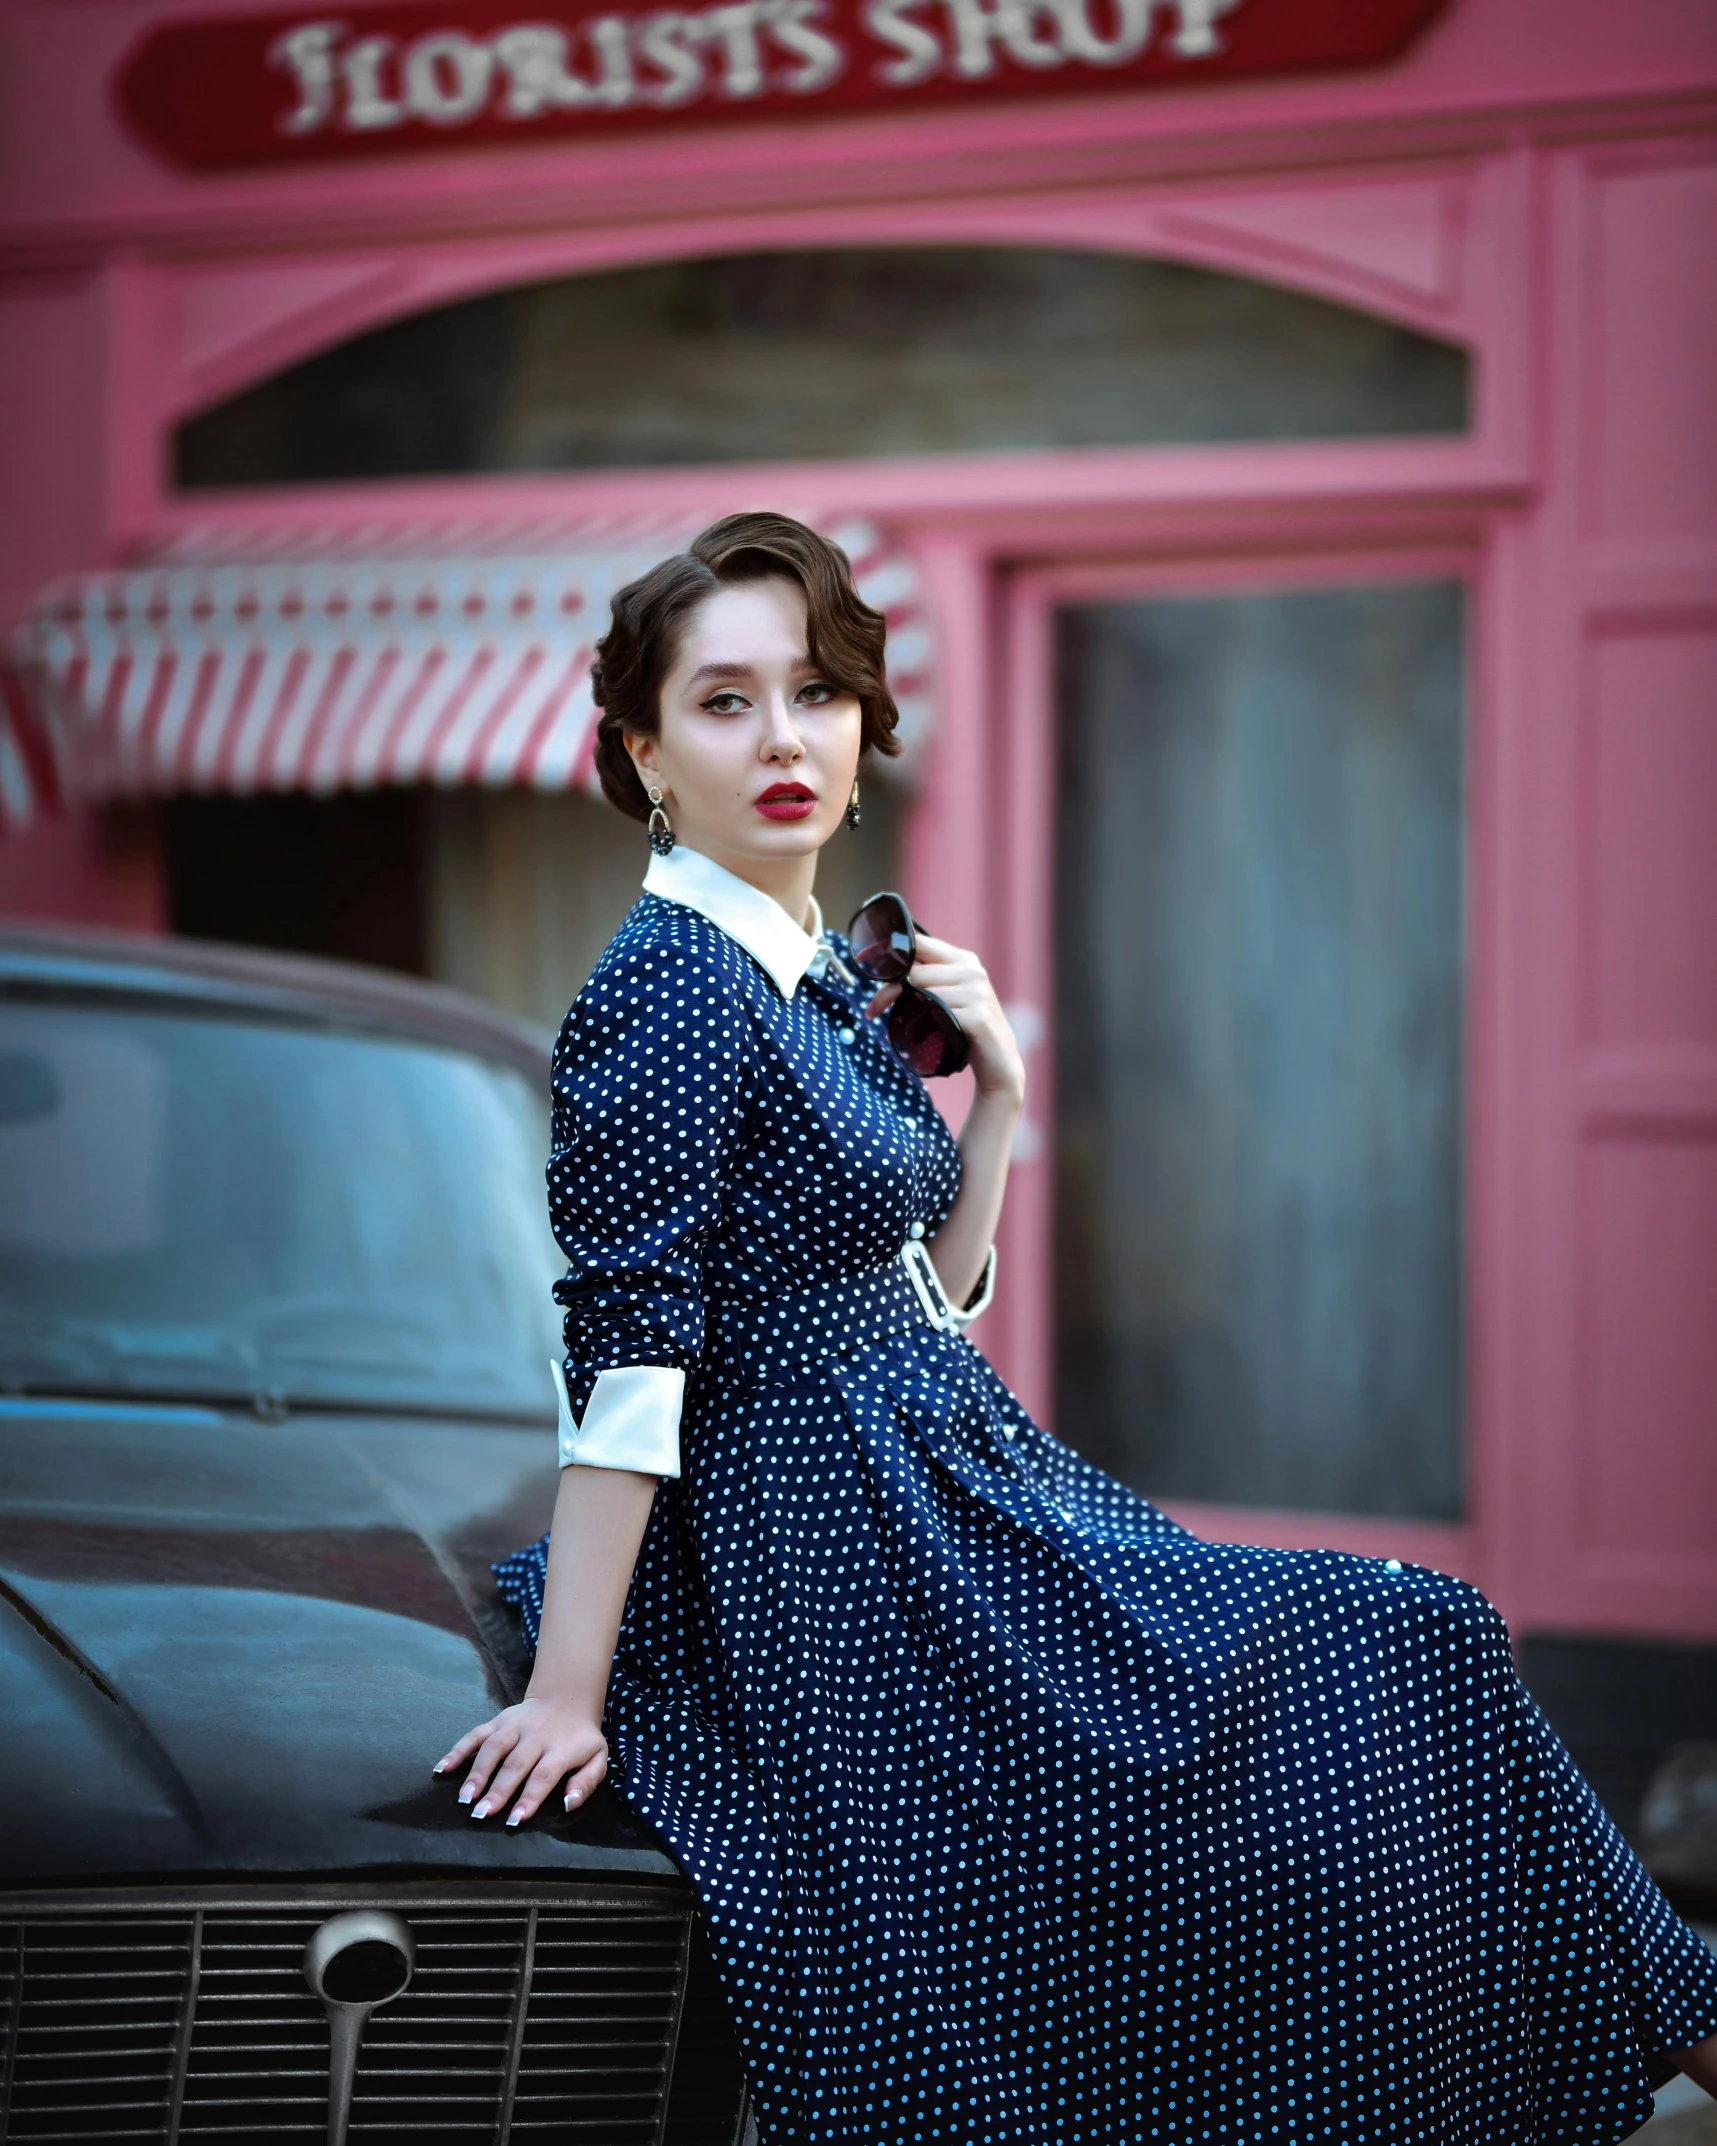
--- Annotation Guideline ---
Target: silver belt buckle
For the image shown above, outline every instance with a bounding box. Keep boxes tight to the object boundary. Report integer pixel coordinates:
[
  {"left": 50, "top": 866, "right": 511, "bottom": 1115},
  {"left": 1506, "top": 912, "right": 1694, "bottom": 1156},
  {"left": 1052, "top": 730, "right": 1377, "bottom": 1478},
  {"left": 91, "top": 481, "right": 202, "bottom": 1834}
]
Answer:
[{"left": 900, "top": 1239, "right": 955, "bottom": 1331}]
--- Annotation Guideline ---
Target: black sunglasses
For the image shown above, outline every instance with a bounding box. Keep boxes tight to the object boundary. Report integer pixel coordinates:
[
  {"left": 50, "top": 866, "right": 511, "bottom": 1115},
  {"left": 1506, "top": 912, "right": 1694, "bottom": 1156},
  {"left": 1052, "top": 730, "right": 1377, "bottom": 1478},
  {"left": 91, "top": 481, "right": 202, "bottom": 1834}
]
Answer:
[{"left": 846, "top": 891, "right": 971, "bottom": 1079}]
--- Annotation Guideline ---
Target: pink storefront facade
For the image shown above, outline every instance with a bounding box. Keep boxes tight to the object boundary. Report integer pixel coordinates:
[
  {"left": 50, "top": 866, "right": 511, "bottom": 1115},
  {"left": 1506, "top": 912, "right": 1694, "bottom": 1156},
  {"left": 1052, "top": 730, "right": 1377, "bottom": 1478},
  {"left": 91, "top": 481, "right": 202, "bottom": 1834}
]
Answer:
[{"left": 1, "top": 0, "right": 1713, "bottom": 1645}]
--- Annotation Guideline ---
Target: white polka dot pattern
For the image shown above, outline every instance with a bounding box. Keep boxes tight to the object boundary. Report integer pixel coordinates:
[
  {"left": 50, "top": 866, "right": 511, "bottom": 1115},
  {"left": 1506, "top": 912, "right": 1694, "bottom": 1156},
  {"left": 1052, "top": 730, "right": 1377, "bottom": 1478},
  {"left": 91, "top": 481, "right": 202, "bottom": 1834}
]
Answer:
[{"left": 495, "top": 892, "right": 1717, "bottom": 2145}]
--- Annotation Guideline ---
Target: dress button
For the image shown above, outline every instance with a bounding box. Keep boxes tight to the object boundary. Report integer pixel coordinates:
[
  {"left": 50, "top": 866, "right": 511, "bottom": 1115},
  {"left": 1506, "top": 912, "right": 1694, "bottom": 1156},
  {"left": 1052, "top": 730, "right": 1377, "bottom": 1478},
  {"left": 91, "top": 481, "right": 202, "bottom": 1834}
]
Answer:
[
  {"left": 839, "top": 1026, "right": 857, "bottom": 1044},
  {"left": 908, "top": 1220, "right": 925, "bottom": 1240}
]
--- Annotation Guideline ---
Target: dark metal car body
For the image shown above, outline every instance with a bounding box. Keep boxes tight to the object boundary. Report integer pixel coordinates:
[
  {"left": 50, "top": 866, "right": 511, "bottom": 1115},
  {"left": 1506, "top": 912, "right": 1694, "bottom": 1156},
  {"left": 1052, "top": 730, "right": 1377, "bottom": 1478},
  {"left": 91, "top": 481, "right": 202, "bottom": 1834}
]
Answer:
[{"left": 0, "top": 926, "right": 746, "bottom": 2144}]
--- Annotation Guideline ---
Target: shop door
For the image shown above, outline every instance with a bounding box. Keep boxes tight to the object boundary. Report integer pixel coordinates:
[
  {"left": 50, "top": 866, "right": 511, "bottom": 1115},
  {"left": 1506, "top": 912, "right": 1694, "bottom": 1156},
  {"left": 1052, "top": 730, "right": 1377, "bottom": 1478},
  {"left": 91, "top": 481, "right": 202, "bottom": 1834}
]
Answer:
[{"left": 998, "top": 557, "right": 1473, "bottom": 1568}]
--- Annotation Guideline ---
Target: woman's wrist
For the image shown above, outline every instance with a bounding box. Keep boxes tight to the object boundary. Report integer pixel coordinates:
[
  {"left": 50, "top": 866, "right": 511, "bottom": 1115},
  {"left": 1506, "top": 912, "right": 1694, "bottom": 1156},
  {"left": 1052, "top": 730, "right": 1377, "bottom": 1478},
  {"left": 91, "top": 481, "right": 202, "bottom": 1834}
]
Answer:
[
  {"left": 969, "top": 1062, "right": 1026, "bottom": 1110},
  {"left": 523, "top": 1668, "right": 608, "bottom": 1725}
]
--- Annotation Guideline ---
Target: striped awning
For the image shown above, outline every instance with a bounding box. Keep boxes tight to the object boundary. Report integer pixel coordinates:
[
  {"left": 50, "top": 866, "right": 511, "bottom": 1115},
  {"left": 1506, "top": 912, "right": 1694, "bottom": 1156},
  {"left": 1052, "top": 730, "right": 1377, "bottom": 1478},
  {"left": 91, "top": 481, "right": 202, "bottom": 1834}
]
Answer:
[{"left": 0, "top": 519, "right": 932, "bottom": 833}]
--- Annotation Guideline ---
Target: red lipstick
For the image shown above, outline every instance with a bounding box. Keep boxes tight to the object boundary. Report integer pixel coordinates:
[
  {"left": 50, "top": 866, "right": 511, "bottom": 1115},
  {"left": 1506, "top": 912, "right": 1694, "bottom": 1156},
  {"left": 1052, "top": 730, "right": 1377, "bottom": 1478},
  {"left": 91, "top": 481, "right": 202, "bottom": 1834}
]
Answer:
[{"left": 755, "top": 782, "right": 817, "bottom": 822}]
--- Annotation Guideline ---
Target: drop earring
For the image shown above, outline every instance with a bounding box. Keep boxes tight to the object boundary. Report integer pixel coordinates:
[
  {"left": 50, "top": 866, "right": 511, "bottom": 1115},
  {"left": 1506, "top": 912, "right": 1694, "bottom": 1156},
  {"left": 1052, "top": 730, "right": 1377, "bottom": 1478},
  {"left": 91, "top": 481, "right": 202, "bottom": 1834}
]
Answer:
[
  {"left": 845, "top": 780, "right": 861, "bottom": 831},
  {"left": 647, "top": 783, "right": 676, "bottom": 857}
]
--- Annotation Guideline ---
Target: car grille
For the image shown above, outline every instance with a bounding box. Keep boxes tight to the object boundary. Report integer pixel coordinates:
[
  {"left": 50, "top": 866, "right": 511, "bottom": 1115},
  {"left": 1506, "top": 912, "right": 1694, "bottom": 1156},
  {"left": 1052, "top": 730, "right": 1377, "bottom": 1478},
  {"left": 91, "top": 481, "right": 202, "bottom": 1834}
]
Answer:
[{"left": 0, "top": 1883, "right": 697, "bottom": 2144}]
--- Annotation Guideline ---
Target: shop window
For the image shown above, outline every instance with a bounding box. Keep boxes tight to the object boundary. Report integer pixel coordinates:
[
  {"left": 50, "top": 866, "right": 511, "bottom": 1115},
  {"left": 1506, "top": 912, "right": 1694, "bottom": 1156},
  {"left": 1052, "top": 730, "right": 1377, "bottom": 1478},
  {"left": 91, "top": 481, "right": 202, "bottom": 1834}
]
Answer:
[
  {"left": 1054, "top": 580, "right": 1465, "bottom": 1522},
  {"left": 426, "top": 782, "right": 899, "bottom": 1028},
  {"left": 162, "top": 785, "right": 643, "bottom": 1020},
  {"left": 164, "top": 783, "right": 900, "bottom": 1026},
  {"left": 165, "top": 788, "right": 432, "bottom": 975},
  {"left": 175, "top": 247, "right": 1469, "bottom": 486}
]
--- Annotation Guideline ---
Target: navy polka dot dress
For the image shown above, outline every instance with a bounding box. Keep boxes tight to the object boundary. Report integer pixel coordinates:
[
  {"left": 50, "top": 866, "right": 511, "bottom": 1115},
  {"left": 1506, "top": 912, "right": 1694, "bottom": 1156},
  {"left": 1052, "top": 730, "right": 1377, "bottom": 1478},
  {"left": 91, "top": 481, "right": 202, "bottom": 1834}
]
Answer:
[{"left": 496, "top": 889, "right": 1717, "bottom": 2145}]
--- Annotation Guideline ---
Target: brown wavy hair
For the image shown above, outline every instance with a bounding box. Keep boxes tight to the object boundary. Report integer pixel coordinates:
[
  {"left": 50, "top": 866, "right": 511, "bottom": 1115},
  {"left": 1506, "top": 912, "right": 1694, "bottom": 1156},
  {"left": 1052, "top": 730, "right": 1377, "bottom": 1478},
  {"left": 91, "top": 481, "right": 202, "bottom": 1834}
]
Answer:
[{"left": 591, "top": 512, "right": 902, "bottom": 824}]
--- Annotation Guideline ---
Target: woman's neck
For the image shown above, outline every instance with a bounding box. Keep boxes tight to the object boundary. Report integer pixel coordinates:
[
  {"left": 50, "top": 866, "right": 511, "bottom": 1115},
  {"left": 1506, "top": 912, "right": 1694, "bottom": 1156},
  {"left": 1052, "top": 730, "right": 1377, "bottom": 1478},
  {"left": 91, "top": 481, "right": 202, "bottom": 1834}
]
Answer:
[{"left": 687, "top": 839, "right": 819, "bottom": 935}]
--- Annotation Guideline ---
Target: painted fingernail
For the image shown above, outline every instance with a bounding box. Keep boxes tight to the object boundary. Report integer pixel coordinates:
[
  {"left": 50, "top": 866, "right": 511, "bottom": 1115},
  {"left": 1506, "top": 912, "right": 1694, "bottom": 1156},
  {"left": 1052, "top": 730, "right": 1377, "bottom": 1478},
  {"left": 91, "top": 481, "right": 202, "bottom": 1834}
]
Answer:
[
  {"left": 471, "top": 1800, "right": 490, "bottom": 1820},
  {"left": 431, "top": 1762, "right": 446, "bottom": 1775},
  {"left": 506, "top": 1811, "right": 523, "bottom": 1828},
  {"left": 457, "top": 1785, "right": 474, "bottom": 1804}
]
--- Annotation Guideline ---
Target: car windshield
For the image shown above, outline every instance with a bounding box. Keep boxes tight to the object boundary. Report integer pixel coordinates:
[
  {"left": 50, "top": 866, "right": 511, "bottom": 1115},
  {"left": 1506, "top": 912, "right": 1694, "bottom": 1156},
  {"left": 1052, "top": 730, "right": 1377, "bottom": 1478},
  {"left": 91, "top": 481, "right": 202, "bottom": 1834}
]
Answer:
[{"left": 0, "top": 996, "right": 562, "bottom": 1416}]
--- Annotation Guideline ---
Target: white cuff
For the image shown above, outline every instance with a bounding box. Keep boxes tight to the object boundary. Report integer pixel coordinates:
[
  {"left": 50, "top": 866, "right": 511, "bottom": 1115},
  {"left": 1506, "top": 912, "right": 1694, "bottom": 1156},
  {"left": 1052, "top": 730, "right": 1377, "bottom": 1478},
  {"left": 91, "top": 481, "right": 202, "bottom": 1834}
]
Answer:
[
  {"left": 947, "top": 1245, "right": 997, "bottom": 1332},
  {"left": 552, "top": 1360, "right": 683, "bottom": 1477}
]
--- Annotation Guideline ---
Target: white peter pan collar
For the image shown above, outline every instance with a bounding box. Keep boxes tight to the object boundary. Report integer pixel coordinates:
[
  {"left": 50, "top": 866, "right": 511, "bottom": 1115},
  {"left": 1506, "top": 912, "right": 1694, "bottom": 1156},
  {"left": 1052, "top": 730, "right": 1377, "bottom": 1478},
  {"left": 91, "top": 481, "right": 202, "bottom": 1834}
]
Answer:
[{"left": 643, "top": 843, "right": 836, "bottom": 999}]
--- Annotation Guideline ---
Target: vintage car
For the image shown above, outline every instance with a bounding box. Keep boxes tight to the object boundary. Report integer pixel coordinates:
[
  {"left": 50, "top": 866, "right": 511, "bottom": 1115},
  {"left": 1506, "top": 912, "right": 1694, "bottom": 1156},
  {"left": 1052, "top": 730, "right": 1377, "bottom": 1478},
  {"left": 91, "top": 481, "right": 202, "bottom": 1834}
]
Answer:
[{"left": 0, "top": 924, "right": 748, "bottom": 2145}]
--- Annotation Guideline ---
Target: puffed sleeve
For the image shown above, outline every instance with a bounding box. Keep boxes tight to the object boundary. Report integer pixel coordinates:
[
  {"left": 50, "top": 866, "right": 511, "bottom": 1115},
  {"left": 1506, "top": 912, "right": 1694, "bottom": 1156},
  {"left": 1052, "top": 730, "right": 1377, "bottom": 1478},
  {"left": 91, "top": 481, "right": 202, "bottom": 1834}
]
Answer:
[{"left": 546, "top": 935, "right": 752, "bottom": 1477}]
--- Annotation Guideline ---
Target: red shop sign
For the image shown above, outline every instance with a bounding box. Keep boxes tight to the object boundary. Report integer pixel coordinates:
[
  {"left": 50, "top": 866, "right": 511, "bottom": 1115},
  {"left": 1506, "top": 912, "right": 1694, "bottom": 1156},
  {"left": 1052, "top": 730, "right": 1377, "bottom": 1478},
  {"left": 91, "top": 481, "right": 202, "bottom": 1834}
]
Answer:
[{"left": 118, "top": 0, "right": 1452, "bottom": 171}]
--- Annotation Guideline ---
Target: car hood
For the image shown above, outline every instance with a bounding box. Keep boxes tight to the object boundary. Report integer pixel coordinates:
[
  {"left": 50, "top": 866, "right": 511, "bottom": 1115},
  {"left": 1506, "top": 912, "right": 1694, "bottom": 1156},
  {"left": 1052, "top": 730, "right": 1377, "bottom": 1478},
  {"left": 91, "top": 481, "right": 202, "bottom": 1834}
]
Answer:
[{"left": 0, "top": 1397, "right": 676, "bottom": 1885}]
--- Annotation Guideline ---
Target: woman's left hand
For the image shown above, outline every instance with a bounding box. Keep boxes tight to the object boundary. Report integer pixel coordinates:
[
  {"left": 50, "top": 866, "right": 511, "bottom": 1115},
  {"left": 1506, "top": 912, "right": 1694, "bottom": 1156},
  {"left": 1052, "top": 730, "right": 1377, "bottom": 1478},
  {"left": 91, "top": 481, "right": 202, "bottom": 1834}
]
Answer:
[{"left": 867, "top": 934, "right": 1025, "bottom": 1104}]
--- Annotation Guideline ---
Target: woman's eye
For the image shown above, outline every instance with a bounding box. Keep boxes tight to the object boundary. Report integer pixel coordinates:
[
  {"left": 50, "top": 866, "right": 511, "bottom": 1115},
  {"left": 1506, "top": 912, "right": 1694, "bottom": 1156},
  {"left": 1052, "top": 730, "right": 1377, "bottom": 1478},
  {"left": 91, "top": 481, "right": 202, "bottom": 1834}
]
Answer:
[
  {"left": 797, "top": 681, "right": 836, "bottom": 706},
  {"left": 700, "top": 691, "right": 750, "bottom": 715}
]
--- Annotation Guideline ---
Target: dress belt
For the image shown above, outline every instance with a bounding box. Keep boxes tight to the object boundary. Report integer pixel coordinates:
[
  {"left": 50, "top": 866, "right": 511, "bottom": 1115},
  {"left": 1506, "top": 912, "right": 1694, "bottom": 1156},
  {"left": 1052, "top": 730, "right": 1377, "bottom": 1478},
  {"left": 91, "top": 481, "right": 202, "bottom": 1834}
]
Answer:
[{"left": 704, "top": 1242, "right": 958, "bottom": 1387}]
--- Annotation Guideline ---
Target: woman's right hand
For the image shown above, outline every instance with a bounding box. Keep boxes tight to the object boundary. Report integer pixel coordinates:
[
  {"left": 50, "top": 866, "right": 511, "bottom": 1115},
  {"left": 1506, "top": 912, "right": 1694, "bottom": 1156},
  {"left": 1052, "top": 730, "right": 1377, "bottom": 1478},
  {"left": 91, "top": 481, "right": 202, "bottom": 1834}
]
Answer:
[{"left": 434, "top": 1691, "right": 609, "bottom": 1827}]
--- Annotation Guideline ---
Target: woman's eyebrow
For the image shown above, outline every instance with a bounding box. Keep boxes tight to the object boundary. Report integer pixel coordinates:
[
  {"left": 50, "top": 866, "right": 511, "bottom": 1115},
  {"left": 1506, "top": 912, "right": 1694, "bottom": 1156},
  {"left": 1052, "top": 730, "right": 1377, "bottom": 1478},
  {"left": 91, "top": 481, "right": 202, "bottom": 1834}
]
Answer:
[{"left": 686, "top": 655, "right": 816, "bottom": 685}]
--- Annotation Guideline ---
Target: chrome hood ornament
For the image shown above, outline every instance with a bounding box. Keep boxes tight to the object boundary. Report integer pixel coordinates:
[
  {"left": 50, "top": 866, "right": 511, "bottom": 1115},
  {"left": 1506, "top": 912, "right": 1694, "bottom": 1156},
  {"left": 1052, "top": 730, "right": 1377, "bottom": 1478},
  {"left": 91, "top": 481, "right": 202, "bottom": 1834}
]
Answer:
[{"left": 303, "top": 1908, "right": 417, "bottom": 2146}]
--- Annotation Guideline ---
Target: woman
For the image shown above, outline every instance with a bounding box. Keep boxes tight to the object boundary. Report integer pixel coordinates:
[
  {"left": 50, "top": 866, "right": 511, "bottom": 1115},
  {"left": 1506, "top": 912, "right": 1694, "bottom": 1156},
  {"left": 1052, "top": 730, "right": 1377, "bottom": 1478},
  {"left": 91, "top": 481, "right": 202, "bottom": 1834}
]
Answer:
[{"left": 438, "top": 512, "right": 1717, "bottom": 2143}]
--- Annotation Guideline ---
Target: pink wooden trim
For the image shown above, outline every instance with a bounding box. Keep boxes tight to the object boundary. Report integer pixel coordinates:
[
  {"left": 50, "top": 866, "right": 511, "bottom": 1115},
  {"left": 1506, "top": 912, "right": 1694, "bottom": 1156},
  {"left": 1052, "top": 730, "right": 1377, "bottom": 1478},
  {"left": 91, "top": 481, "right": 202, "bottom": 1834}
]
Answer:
[
  {"left": 129, "top": 436, "right": 1529, "bottom": 564},
  {"left": 1008, "top": 542, "right": 1479, "bottom": 600},
  {"left": 1578, "top": 1046, "right": 1717, "bottom": 1134},
  {"left": 1487, "top": 143, "right": 1717, "bottom": 1645},
  {"left": 898, "top": 527, "right": 989, "bottom": 1075},
  {"left": 990, "top": 580, "right": 1055, "bottom": 1426},
  {"left": 154, "top": 164, "right": 1513, "bottom": 421},
  {"left": 1461, "top": 506, "right": 1523, "bottom": 1641},
  {"left": 0, "top": 810, "right": 164, "bottom": 930}
]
